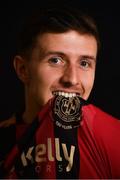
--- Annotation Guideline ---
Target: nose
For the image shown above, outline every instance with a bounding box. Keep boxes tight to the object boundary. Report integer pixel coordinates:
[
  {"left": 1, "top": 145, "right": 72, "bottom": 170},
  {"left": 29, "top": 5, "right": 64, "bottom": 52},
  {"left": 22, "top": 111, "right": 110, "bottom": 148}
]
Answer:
[{"left": 60, "top": 64, "right": 79, "bottom": 87}]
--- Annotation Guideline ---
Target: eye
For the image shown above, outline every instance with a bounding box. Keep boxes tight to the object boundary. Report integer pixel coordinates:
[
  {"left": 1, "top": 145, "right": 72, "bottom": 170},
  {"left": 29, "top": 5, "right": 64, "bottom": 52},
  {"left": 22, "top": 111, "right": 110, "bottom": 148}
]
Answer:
[
  {"left": 49, "top": 57, "right": 64, "bottom": 65},
  {"left": 80, "top": 59, "right": 90, "bottom": 69}
]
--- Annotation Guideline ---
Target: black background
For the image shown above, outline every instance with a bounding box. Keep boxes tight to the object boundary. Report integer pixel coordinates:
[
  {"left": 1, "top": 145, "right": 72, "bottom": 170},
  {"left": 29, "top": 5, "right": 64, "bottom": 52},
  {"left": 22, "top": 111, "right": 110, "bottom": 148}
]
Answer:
[{"left": 0, "top": 0, "right": 120, "bottom": 120}]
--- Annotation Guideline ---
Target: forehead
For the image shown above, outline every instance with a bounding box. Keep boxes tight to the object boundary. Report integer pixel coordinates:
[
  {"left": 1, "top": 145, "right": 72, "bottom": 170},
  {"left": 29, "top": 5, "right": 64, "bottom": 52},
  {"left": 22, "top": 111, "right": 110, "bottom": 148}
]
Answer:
[{"left": 35, "top": 30, "right": 97, "bottom": 57}]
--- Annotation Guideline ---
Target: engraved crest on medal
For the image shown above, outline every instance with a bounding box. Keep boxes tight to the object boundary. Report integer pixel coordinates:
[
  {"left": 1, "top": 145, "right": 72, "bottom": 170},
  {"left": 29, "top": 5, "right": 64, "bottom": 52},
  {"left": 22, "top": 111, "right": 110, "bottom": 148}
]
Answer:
[{"left": 54, "top": 96, "right": 81, "bottom": 123}]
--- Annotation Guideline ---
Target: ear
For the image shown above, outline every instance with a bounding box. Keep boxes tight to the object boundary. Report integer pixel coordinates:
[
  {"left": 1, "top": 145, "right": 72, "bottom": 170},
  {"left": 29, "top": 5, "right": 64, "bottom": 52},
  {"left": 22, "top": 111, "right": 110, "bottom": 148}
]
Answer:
[{"left": 13, "top": 55, "right": 30, "bottom": 84}]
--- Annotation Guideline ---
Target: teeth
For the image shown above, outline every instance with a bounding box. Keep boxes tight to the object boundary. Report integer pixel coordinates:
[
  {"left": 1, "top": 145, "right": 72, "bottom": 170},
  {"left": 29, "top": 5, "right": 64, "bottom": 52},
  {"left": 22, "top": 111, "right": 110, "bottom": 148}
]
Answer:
[{"left": 52, "top": 91, "right": 80, "bottom": 97}]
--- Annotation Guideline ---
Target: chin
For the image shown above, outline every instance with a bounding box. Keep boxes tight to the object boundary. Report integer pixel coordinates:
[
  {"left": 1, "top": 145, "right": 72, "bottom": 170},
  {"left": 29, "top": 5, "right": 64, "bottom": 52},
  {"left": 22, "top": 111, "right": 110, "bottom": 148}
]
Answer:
[
  {"left": 43, "top": 96, "right": 53, "bottom": 105},
  {"left": 82, "top": 95, "right": 89, "bottom": 100}
]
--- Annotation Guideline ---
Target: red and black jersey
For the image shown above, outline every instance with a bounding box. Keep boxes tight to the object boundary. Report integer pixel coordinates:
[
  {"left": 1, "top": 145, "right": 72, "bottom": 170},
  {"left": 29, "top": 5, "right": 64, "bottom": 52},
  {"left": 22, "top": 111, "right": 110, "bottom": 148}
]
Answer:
[{"left": 0, "top": 96, "right": 120, "bottom": 179}]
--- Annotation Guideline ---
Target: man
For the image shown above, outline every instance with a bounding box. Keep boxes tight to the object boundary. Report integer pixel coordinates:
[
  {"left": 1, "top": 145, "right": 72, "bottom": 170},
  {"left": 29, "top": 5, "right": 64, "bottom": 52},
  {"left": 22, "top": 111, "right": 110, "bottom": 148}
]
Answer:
[{"left": 0, "top": 6, "right": 120, "bottom": 179}]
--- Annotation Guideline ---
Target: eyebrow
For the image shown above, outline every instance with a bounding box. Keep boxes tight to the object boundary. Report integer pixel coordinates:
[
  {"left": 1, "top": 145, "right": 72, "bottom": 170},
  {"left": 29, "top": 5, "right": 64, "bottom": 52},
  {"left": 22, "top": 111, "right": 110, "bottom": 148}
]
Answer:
[
  {"left": 43, "top": 51, "right": 65, "bottom": 57},
  {"left": 42, "top": 51, "right": 96, "bottom": 61},
  {"left": 80, "top": 55, "right": 96, "bottom": 61}
]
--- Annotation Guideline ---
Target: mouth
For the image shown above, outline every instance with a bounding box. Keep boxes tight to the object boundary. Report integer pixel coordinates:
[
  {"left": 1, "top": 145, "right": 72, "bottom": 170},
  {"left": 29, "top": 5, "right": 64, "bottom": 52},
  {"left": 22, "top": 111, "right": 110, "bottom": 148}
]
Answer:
[{"left": 52, "top": 91, "right": 81, "bottom": 98}]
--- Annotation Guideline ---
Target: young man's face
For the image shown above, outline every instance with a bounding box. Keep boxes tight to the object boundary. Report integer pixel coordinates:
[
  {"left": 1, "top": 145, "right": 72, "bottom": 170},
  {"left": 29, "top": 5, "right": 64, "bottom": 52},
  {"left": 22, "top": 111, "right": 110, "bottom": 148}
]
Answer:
[{"left": 21, "top": 30, "right": 97, "bottom": 110}]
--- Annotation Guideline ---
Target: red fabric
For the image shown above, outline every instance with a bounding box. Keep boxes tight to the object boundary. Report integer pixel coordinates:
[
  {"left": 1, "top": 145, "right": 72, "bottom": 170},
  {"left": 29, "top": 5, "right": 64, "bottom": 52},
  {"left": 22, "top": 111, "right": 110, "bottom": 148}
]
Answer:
[
  {"left": 16, "top": 123, "right": 29, "bottom": 141},
  {"left": 3, "top": 102, "right": 120, "bottom": 179},
  {"left": 79, "top": 104, "right": 120, "bottom": 178},
  {"left": 35, "top": 100, "right": 56, "bottom": 179}
]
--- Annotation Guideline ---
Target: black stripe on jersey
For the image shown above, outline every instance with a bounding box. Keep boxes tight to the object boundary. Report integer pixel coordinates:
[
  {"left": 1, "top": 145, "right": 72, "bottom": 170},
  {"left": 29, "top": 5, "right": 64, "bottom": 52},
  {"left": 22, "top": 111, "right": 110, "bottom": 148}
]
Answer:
[{"left": 52, "top": 96, "right": 83, "bottom": 179}]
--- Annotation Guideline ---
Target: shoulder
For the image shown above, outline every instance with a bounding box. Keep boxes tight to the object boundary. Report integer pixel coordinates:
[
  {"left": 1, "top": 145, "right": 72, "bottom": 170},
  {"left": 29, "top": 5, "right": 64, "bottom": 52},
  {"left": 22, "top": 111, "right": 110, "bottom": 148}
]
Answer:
[
  {"left": 82, "top": 103, "right": 120, "bottom": 139},
  {"left": 83, "top": 103, "right": 120, "bottom": 125},
  {"left": 82, "top": 103, "right": 120, "bottom": 140},
  {"left": 0, "top": 116, "right": 16, "bottom": 161},
  {"left": 0, "top": 116, "right": 16, "bottom": 128},
  {"left": 82, "top": 104, "right": 120, "bottom": 176}
]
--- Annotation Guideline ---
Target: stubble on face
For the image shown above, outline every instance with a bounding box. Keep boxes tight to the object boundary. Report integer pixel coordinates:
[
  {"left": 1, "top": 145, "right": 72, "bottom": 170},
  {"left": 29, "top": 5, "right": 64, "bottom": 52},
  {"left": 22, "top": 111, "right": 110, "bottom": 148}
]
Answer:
[{"left": 24, "top": 31, "right": 97, "bottom": 119}]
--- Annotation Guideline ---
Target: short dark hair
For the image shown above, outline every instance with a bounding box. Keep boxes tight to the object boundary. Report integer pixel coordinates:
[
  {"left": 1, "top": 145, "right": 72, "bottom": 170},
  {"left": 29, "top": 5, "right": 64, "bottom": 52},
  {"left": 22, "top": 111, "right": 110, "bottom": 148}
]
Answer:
[{"left": 17, "top": 6, "right": 100, "bottom": 58}]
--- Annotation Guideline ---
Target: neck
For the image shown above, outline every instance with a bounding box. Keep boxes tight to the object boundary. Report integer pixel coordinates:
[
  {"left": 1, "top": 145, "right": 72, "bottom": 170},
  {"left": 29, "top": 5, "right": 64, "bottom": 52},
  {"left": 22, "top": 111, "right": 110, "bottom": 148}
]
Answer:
[
  {"left": 22, "top": 90, "right": 41, "bottom": 124},
  {"left": 22, "top": 109, "right": 38, "bottom": 124}
]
